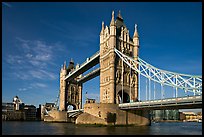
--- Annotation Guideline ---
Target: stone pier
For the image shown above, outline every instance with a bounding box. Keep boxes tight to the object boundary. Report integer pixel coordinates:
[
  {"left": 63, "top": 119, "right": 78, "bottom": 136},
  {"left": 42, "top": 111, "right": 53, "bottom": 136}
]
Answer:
[{"left": 76, "top": 103, "right": 151, "bottom": 126}]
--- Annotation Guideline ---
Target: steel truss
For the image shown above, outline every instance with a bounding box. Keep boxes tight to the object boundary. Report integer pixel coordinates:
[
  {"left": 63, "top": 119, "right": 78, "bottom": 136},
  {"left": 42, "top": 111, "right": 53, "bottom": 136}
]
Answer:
[{"left": 114, "top": 48, "right": 202, "bottom": 96}]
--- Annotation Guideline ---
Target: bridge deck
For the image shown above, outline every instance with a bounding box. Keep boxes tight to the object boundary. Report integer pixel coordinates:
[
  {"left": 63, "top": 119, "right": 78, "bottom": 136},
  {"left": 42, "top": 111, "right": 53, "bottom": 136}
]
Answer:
[{"left": 119, "top": 95, "right": 202, "bottom": 110}]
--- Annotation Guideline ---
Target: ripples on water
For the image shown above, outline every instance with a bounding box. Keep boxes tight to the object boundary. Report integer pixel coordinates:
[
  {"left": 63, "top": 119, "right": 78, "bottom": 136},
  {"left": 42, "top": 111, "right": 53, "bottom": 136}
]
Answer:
[{"left": 2, "top": 121, "right": 202, "bottom": 135}]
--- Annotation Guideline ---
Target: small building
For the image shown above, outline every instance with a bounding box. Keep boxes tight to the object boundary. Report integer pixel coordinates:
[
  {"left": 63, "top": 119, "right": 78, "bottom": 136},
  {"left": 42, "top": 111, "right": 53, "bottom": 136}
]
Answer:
[
  {"left": 2, "top": 96, "right": 39, "bottom": 121},
  {"left": 2, "top": 102, "right": 14, "bottom": 112},
  {"left": 24, "top": 104, "right": 37, "bottom": 120},
  {"left": 36, "top": 104, "right": 42, "bottom": 120},
  {"left": 85, "top": 98, "right": 96, "bottom": 104},
  {"left": 13, "top": 96, "right": 24, "bottom": 111},
  {"left": 181, "top": 111, "right": 200, "bottom": 122},
  {"left": 2, "top": 102, "right": 14, "bottom": 120},
  {"left": 2, "top": 102, "right": 25, "bottom": 120}
]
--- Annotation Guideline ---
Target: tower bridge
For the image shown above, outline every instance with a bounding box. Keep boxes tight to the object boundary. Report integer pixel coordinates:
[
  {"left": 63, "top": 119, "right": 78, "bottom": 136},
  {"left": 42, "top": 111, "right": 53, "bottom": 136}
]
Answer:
[{"left": 45, "top": 11, "right": 202, "bottom": 126}]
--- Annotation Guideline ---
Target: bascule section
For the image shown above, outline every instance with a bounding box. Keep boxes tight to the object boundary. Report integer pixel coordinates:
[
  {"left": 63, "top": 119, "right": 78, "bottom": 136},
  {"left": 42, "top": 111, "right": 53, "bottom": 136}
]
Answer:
[{"left": 100, "top": 11, "right": 139, "bottom": 104}]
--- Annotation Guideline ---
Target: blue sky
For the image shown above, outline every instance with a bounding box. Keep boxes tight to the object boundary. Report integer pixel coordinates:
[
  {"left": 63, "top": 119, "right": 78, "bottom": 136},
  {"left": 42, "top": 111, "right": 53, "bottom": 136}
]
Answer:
[{"left": 2, "top": 2, "right": 202, "bottom": 112}]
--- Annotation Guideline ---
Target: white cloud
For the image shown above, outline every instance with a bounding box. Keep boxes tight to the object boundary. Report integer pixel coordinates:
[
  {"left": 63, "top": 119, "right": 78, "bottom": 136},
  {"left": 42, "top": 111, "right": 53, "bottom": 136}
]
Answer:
[
  {"left": 30, "top": 83, "right": 47, "bottom": 88},
  {"left": 35, "top": 54, "right": 51, "bottom": 61},
  {"left": 6, "top": 55, "right": 23, "bottom": 64},
  {"left": 29, "top": 70, "right": 45, "bottom": 79},
  {"left": 26, "top": 53, "right": 33, "bottom": 58},
  {"left": 86, "top": 93, "right": 100, "bottom": 100},
  {"left": 13, "top": 72, "right": 30, "bottom": 80},
  {"left": 15, "top": 37, "right": 53, "bottom": 66},
  {"left": 29, "top": 69, "right": 57, "bottom": 80},
  {"left": 18, "top": 88, "right": 28, "bottom": 91},
  {"left": 6, "top": 37, "right": 60, "bottom": 81},
  {"left": 18, "top": 82, "right": 47, "bottom": 93},
  {"left": 39, "top": 70, "right": 57, "bottom": 80}
]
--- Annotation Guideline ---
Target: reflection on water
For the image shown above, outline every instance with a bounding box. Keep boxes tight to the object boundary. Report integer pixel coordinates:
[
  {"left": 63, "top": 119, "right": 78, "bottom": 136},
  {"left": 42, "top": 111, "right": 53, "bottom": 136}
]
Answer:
[{"left": 2, "top": 121, "right": 202, "bottom": 135}]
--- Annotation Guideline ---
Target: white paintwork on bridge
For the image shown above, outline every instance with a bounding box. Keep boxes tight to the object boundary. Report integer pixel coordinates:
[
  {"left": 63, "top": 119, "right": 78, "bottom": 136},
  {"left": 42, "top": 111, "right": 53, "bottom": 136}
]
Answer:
[{"left": 67, "top": 109, "right": 84, "bottom": 117}]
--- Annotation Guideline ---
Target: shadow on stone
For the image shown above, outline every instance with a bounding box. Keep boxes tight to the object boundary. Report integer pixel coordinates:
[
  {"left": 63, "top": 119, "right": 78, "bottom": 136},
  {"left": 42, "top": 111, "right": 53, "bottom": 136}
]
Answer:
[{"left": 106, "top": 112, "right": 116, "bottom": 125}]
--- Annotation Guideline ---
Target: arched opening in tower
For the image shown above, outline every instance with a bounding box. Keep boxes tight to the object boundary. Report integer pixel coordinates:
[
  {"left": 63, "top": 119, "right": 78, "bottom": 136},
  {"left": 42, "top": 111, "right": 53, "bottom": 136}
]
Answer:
[
  {"left": 66, "top": 104, "right": 76, "bottom": 111},
  {"left": 117, "top": 90, "right": 130, "bottom": 103}
]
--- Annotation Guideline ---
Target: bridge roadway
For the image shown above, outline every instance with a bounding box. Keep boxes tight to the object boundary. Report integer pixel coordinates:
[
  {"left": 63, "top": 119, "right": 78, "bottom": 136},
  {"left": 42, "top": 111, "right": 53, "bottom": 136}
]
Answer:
[
  {"left": 67, "top": 109, "right": 84, "bottom": 117},
  {"left": 119, "top": 95, "right": 202, "bottom": 110},
  {"left": 66, "top": 95, "right": 201, "bottom": 118}
]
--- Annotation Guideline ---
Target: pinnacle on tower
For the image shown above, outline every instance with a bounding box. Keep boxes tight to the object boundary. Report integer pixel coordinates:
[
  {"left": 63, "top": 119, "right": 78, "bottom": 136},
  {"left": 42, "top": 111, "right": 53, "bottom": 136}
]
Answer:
[
  {"left": 117, "top": 10, "right": 123, "bottom": 20},
  {"left": 110, "top": 11, "right": 115, "bottom": 26},
  {"left": 67, "top": 58, "right": 74, "bottom": 72},
  {"left": 133, "top": 24, "right": 139, "bottom": 38},
  {"left": 63, "top": 61, "right": 66, "bottom": 69},
  {"left": 100, "top": 21, "right": 104, "bottom": 35},
  {"left": 70, "top": 58, "right": 74, "bottom": 64}
]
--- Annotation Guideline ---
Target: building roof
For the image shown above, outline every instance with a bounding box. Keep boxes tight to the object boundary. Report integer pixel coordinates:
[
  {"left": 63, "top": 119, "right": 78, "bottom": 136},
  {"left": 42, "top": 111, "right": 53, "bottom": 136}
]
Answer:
[
  {"left": 115, "top": 12, "right": 126, "bottom": 29},
  {"left": 67, "top": 58, "right": 75, "bottom": 72},
  {"left": 45, "top": 103, "right": 55, "bottom": 107},
  {"left": 182, "top": 111, "right": 196, "bottom": 115}
]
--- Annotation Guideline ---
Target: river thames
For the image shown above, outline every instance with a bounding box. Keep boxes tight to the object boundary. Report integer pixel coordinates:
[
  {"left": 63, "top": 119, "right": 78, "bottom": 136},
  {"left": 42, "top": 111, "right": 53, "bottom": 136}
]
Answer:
[{"left": 2, "top": 121, "right": 202, "bottom": 135}]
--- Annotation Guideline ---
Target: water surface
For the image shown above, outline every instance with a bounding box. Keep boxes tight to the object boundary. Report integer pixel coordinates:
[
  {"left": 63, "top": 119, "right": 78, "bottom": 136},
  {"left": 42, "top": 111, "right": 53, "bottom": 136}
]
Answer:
[{"left": 2, "top": 121, "right": 202, "bottom": 135}]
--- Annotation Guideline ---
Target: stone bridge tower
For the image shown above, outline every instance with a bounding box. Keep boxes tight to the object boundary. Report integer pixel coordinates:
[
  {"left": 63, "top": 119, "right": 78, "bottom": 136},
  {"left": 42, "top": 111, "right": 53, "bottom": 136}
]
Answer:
[
  {"left": 59, "top": 59, "right": 82, "bottom": 111},
  {"left": 99, "top": 11, "right": 139, "bottom": 104},
  {"left": 77, "top": 11, "right": 150, "bottom": 126}
]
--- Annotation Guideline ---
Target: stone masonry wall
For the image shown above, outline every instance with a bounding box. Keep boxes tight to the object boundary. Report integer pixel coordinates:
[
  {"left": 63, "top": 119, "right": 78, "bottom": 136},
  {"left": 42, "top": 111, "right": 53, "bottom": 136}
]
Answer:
[{"left": 76, "top": 103, "right": 151, "bottom": 126}]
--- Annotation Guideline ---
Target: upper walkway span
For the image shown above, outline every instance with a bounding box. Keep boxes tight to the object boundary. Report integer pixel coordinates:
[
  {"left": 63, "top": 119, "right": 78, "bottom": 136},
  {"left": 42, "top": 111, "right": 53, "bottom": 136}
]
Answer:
[{"left": 64, "top": 51, "right": 100, "bottom": 82}]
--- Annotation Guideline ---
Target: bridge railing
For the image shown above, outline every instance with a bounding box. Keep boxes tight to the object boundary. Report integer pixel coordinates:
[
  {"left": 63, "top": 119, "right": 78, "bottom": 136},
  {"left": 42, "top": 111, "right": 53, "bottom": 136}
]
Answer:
[{"left": 67, "top": 109, "right": 84, "bottom": 113}]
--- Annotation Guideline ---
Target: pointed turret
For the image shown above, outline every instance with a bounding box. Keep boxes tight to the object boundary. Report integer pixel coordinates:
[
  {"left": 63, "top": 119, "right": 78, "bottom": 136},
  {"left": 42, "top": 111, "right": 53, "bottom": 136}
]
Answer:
[
  {"left": 70, "top": 58, "right": 74, "bottom": 65},
  {"left": 110, "top": 11, "right": 115, "bottom": 26},
  {"left": 115, "top": 10, "right": 126, "bottom": 29},
  {"left": 117, "top": 10, "right": 123, "bottom": 21},
  {"left": 63, "top": 61, "right": 66, "bottom": 70},
  {"left": 59, "top": 60, "right": 67, "bottom": 111},
  {"left": 100, "top": 21, "right": 105, "bottom": 35},
  {"left": 67, "top": 58, "right": 74, "bottom": 72},
  {"left": 133, "top": 24, "right": 139, "bottom": 60},
  {"left": 133, "top": 24, "right": 139, "bottom": 38},
  {"left": 100, "top": 21, "right": 105, "bottom": 47},
  {"left": 109, "top": 11, "right": 116, "bottom": 48}
]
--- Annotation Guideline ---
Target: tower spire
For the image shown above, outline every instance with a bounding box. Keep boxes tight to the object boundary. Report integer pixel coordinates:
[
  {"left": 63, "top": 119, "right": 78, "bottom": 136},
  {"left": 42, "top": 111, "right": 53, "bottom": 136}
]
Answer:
[
  {"left": 133, "top": 24, "right": 139, "bottom": 38},
  {"left": 110, "top": 10, "right": 115, "bottom": 26},
  {"left": 63, "top": 61, "right": 66, "bottom": 69},
  {"left": 100, "top": 21, "right": 104, "bottom": 35},
  {"left": 117, "top": 10, "right": 123, "bottom": 20},
  {"left": 70, "top": 58, "right": 74, "bottom": 64}
]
